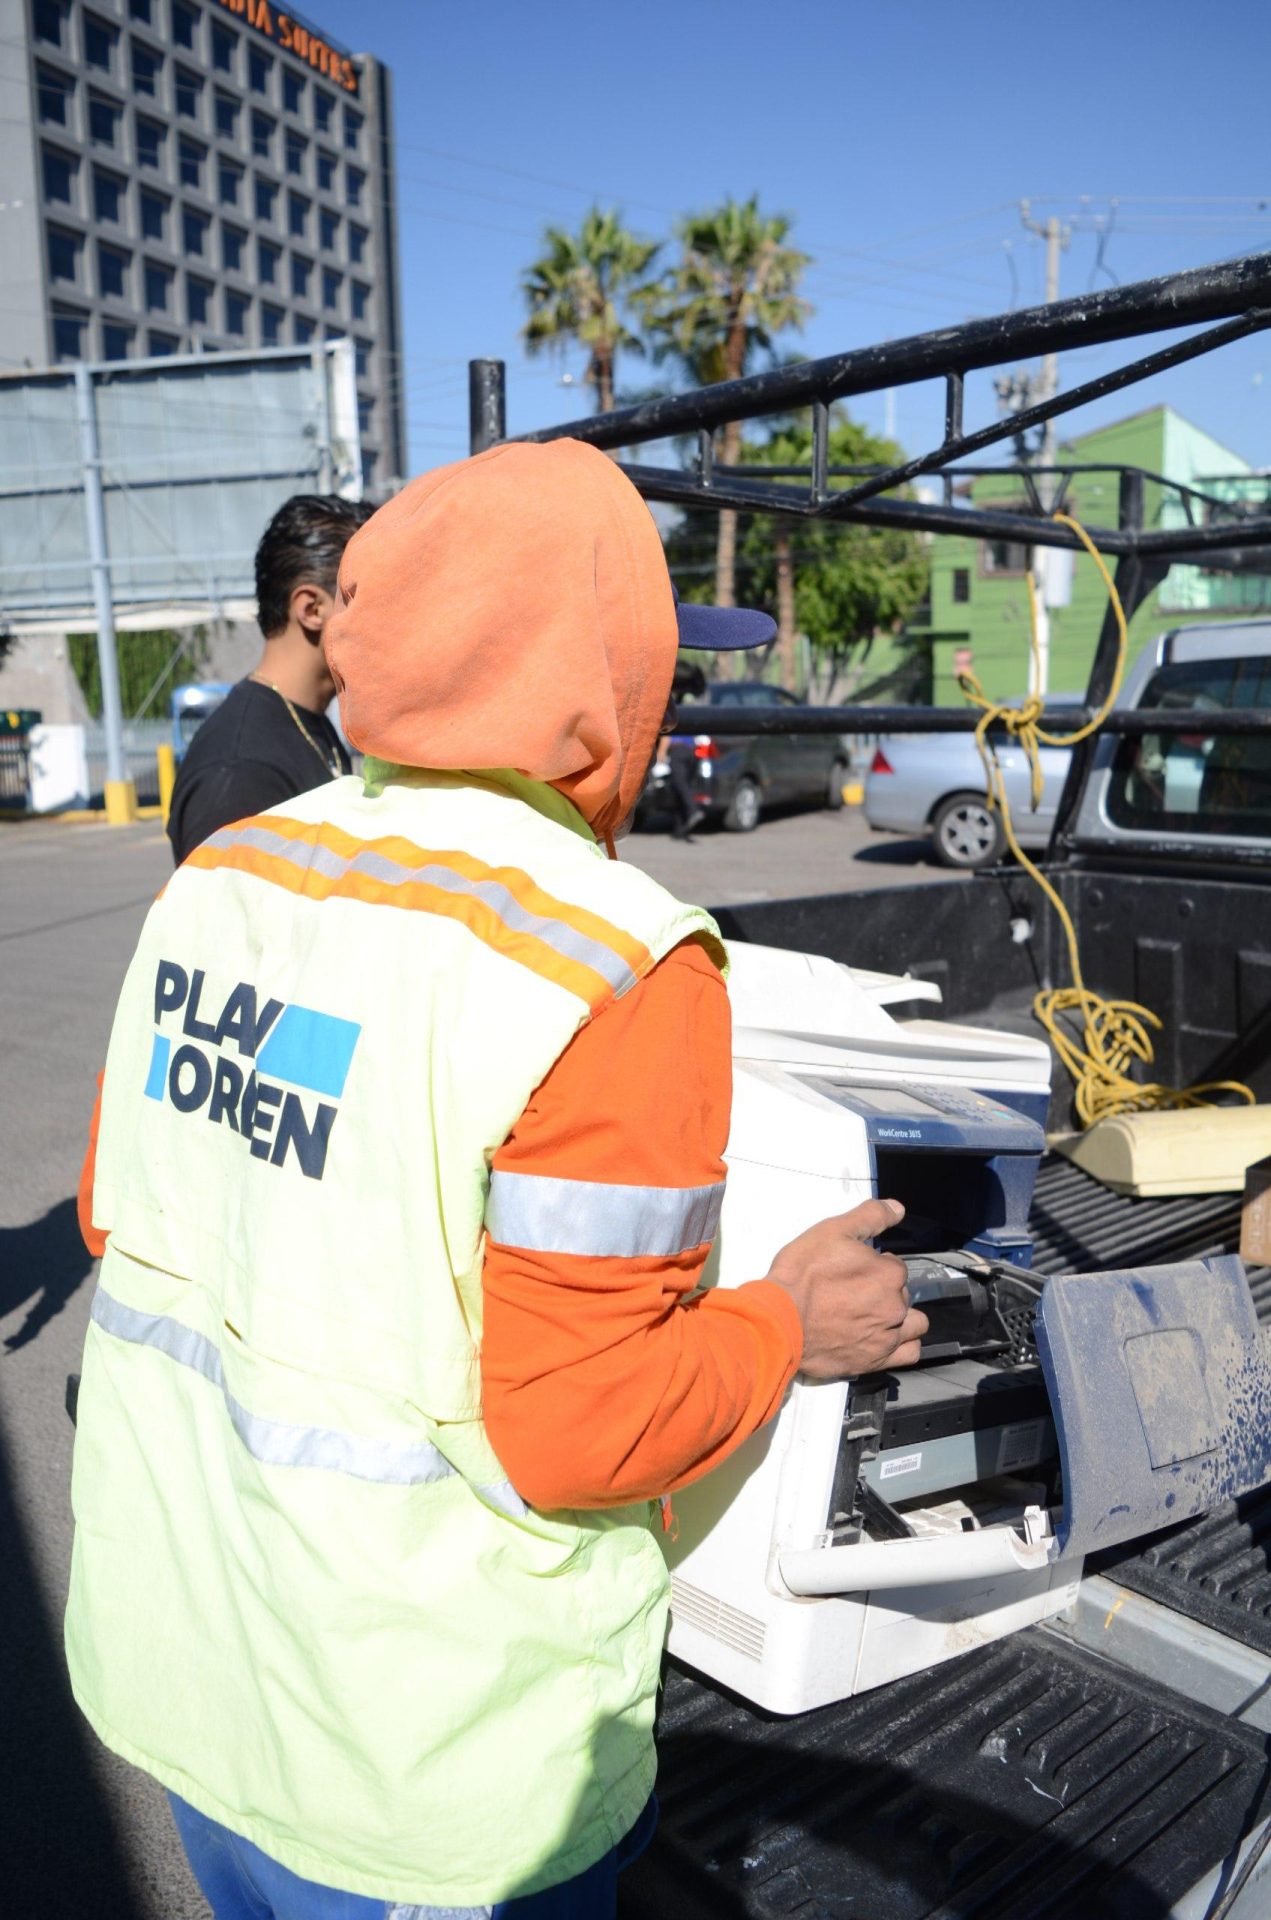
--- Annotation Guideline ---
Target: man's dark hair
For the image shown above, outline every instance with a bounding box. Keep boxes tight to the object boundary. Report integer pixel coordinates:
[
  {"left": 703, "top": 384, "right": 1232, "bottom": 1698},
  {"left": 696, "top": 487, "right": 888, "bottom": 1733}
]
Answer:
[{"left": 255, "top": 494, "right": 375, "bottom": 639}]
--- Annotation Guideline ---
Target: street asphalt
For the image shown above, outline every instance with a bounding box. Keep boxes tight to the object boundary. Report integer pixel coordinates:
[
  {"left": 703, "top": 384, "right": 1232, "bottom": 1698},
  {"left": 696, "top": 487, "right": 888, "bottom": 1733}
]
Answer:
[{"left": 0, "top": 801, "right": 960, "bottom": 1917}]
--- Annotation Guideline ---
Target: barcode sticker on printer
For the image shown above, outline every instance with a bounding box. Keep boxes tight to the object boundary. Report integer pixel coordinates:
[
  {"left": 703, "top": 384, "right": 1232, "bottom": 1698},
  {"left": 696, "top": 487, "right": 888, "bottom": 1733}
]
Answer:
[
  {"left": 997, "top": 1421, "right": 1045, "bottom": 1474},
  {"left": 880, "top": 1452, "right": 922, "bottom": 1480}
]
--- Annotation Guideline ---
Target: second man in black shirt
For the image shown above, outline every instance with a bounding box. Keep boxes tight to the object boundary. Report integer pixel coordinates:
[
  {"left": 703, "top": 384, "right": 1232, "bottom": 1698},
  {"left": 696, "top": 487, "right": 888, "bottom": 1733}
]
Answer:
[{"left": 167, "top": 493, "right": 375, "bottom": 866}]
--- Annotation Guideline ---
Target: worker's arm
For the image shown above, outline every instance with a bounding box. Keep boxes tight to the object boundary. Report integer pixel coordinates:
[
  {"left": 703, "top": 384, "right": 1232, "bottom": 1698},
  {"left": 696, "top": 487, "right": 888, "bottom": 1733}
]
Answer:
[
  {"left": 481, "top": 938, "right": 804, "bottom": 1511},
  {"left": 77, "top": 1073, "right": 108, "bottom": 1259}
]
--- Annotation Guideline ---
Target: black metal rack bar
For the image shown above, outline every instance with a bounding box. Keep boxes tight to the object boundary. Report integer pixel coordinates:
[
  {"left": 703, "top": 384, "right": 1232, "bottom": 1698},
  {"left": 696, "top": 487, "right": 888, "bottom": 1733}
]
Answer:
[{"left": 470, "top": 249, "right": 1271, "bottom": 852}]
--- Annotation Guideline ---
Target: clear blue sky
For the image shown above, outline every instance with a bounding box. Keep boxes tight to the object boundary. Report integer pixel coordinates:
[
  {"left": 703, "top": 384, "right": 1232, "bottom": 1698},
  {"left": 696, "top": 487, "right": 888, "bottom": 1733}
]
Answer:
[{"left": 319, "top": 0, "right": 1271, "bottom": 478}]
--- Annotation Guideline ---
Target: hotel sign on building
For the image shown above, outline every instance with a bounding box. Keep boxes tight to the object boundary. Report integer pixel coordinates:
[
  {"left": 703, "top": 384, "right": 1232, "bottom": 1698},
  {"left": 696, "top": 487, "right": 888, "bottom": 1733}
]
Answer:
[{"left": 2, "top": 0, "right": 405, "bottom": 496}]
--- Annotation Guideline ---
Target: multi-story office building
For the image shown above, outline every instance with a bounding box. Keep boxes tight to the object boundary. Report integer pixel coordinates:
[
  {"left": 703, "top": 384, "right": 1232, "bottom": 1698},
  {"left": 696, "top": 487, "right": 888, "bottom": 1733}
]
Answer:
[{"left": 0, "top": 0, "right": 406, "bottom": 496}]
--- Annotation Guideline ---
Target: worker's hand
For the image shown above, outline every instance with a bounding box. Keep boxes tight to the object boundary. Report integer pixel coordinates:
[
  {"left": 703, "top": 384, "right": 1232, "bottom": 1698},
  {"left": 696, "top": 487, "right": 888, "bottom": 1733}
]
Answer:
[{"left": 764, "top": 1199, "right": 927, "bottom": 1380}]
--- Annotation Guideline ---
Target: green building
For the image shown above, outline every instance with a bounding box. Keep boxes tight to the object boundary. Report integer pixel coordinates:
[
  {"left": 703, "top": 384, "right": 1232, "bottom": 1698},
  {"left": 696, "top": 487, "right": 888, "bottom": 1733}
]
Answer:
[{"left": 915, "top": 407, "right": 1271, "bottom": 705}]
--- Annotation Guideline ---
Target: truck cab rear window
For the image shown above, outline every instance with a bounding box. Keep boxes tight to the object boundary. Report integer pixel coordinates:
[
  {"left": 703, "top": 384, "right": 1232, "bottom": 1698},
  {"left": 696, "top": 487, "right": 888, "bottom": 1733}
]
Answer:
[{"left": 1107, "top": 655, "right": 1271, "bottom": 838}]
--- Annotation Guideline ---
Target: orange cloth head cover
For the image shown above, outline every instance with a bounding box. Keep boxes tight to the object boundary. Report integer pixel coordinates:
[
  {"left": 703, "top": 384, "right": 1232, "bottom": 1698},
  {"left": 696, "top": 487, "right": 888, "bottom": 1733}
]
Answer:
[{"left": 324, "top": 438, "right": 678, "bottom": 844}]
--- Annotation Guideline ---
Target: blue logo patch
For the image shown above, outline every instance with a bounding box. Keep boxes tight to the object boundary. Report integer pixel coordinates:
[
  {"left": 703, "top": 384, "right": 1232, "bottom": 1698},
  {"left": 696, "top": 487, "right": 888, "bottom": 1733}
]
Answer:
[
  {"left": 144, "top": 959, "right": 361, "bottom": 1181},
  {"left": 256, "top": 1005, "right": 361, "bottom": 1099}
]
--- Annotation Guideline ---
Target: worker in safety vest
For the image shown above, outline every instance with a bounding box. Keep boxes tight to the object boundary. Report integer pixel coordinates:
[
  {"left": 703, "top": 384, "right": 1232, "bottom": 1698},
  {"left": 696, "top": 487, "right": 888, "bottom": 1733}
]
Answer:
[{"left": 67, "top": 441, "right": 927, "bottom": 1919}]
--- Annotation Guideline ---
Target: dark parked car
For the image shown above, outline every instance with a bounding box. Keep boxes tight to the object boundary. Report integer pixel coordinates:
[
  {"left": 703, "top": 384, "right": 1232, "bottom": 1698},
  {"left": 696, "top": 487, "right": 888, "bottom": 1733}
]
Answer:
[{"left": 643, "top": 683, "right": 851, "bottom": 832}]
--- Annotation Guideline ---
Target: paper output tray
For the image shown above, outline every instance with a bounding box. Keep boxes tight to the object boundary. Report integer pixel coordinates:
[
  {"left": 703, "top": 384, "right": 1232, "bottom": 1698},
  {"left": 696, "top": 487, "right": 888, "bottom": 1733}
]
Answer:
[{"left": 1035, "top": 1254, "right": 1271, "bottom": 1558}]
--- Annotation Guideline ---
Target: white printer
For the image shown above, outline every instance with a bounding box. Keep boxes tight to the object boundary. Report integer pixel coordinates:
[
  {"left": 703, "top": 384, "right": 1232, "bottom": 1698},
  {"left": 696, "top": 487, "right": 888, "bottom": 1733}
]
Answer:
[{"left": 663, "top": 943, "right": 1271, "bottom": 1715}]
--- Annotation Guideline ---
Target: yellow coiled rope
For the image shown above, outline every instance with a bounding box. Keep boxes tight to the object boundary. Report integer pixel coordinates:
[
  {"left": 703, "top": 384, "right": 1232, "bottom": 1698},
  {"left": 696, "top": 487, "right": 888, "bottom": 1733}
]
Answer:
[{"left": 954, "top": 510, "right": 1253, "bottom": 1128}]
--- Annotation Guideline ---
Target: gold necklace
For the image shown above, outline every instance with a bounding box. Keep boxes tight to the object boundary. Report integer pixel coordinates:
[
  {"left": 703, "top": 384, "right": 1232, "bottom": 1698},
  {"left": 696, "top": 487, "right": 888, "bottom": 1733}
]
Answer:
[{"left": 249, "top": 673, "right": 343, "bottom": 779}]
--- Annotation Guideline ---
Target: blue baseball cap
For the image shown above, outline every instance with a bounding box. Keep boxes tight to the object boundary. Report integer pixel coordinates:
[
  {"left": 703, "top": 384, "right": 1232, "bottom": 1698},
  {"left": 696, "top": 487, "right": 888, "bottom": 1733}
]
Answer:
[{"left": 673, "top": 582, "right": 776, "bottom": 651}]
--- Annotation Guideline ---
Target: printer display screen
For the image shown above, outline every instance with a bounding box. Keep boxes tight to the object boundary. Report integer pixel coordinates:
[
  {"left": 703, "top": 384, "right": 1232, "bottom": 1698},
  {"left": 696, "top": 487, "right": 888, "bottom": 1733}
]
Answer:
[{"left": 833, "top": 1088, "right": 942, "bottom": 1118}]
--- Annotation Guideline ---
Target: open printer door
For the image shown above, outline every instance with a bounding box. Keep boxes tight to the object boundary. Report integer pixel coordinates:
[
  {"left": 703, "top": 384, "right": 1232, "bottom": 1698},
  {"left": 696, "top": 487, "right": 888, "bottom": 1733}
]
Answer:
[{"left": 1035, "top": 1254, "right": 1271, "bottom": 1559}]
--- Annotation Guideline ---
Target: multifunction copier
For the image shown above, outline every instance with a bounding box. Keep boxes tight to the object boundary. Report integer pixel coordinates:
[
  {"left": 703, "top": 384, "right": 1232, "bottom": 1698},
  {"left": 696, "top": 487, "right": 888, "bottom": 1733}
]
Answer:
[{"left": 664, "top": 943, "right": 1271, "bottom": 1713}]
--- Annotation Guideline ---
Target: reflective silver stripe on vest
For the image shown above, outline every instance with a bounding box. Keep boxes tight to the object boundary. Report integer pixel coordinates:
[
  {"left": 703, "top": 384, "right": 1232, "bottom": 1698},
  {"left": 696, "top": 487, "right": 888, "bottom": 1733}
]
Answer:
[
  {"left": 90, "top": 1288, "right": 526, "bottom": 1514},
  {"left": 202, "top": 823, "right": 637, "bottom": 998},
  {"left": 486, "top": 1172, "right": 724, "bottom": 1258}
]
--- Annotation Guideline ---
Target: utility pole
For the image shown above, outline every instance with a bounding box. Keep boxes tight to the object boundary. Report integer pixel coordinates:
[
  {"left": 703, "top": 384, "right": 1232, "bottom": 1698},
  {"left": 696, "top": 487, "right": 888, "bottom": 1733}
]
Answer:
[
  {"left": 1017, "top": 201, "right": 1070, "bottom": 697},
  {"left": 74, "top": 362, "right": 136, "bottom": 824}
]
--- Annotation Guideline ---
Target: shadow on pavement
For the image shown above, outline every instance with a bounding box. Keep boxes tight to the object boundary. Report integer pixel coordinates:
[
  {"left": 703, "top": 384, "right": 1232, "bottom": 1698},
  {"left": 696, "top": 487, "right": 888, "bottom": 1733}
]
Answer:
[
  {"left": 0, "top": 1419, "right": 136, "bottom": 1914},
  {"left": 851, "top": 834, "right": 936, "bottom": 866},
  {"left": 0, "top": 1197, "right": 95, "bottom": 1353}
]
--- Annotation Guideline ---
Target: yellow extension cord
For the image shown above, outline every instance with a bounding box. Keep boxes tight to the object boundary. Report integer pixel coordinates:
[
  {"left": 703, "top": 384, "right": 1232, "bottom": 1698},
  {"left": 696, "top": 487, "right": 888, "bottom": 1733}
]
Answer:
[{"left": 954, "top": 510, "right": 1254, "bottom": 1128}]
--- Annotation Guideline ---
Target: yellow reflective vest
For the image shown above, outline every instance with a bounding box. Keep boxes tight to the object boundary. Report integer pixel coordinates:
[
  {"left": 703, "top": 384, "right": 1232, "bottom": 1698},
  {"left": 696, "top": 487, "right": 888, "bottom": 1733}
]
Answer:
[{"left": 66, "top": 765, "right": 723, "bottom": 1906}]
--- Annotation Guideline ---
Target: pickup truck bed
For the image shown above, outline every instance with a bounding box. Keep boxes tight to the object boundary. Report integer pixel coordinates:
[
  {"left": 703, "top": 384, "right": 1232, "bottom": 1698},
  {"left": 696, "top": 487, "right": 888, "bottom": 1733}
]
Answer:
[
  {"left": 621, "top": 873, "right": 1271, "bottom": 1918},
  {"left": 625, "top": 1156, "right": 1271, "bottom": 1920}
]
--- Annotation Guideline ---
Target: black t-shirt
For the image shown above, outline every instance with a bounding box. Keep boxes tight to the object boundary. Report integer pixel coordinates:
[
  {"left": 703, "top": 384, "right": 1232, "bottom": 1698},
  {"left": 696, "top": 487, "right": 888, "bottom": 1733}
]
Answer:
[{"left": 167, "top": 679, "right": 352, "bottom": 865}]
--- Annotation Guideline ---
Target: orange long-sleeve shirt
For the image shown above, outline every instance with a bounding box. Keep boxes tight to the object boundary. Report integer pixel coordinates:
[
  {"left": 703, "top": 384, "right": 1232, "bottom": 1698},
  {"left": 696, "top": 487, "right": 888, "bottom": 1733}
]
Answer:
[{"left": 481, "top": 936, "right": 803, "bottom": 1511}]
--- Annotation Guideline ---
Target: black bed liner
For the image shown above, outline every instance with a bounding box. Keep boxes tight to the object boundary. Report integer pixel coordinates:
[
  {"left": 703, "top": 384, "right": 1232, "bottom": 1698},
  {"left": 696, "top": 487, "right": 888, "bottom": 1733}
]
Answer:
[
  {"left": 1028, "top": 1156, "right": 1271, "bottom": 1322},
  {"left": 1091, "top": 1490, "right": 1271, "bottom": 1662},
  {"left": 625, "top": 1635, "right": 1270, "bottom": 1920}
]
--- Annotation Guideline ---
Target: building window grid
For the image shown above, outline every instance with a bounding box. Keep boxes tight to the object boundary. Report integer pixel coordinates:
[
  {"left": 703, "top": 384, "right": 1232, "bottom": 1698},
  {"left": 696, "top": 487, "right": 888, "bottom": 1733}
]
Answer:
[
  {"left": 187, "top": 275, "right": 212, "bottom": 325},
  {"left": 131, "top": 40, "right": 160, "bottom": 99},
  {"left": 102, "top": 320, "right": 133, "bottom": 360},
  {"left": 136, "top": 116, "right": 165, "bottom": 172},
  {"left": 319, "top": 208, "right": 339, "bottom": 251},
  {"left": 52, "top": 305, "right": 88, "bottom": 361},
  {"left": 182, "top": 207, "right": 209, "bottom": 258},
  {"left": 222, "top": 225, "right": 247, "bottom": 273},
  {"left": 225, "top": 289, "right": 249, "bottom": 336},
  {"left": 144, "top": 259, "right": 172, "bottom": 314},
  {"left": 172, "top": 3, "right": 198, "bottom": 52},
  {"left": 254, "top": 177, "right": 278, "bottom": 223},
  {"left": 258, "top": 239, "right": 281, "bottom": 285},
  {"left": 88, "top": 92, "right": 121, "bottom": 148},
  {"left": 175, "top": 66, "right": 202, "bottom": 122},
  {"left": 97, "top": 241, "right": 130, "bottom": 300},
  {"left": 218, "top": 160, "right": 243, "bottom": 209},
  {"left": 140, "top": 189, "right": 167, "bottom": 241},
  {"left": 42, "top": 144, "right": 77, "bottom": 208},
  {"left": 83, "top": 12, "right": 117, "bottom": 74},
  {"left": 93, "top": 168, "right": 125, "bottom": 224},
  {"left": 47, "top": 224, "right": 81, "bottom": 286},
  {"left": 31, "top": 23, "right": 384, "bottom": 438},
  {"left": 36, "top": 63, "right": 72, "bottom": 127},
  {"left": 148, "top": 330, "right": 179, "bottom": 356},
  {"left": 261, "top": 304, "right": 284, "bottom": 345},
  {"left": 178, "top": 138, "right": 205, "bottom": 191},
  {"left": 293, "top": 314, "right": 315, "bottom": 345},
  {"left": 34, "top": 2, "right": 68, "bottom": 51}
]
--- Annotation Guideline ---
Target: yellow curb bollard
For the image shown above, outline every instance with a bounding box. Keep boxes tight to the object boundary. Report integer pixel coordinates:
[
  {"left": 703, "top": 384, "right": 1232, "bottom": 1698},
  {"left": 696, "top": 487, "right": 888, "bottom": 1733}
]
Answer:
[
  {"left": 157, "top": 743, "right": 176, "bottom": 826},
  {"left": 841, "top": 781, "right": 864, "bottom": 807},
  {"left": 104, "top": 779, "right": 139, "bottom": 826}
]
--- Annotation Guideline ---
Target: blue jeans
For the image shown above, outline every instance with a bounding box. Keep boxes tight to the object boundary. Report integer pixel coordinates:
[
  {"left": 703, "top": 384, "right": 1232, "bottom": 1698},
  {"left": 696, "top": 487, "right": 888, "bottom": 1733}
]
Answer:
[{"left": 169, "top": 1793, "right": 657, "bottom": 1920}]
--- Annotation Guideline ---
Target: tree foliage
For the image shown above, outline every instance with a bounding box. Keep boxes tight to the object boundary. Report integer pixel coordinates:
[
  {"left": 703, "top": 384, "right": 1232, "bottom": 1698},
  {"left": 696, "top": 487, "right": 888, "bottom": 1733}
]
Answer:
[
  {"left": 521, "top": 207, "right": 659, "bottom": 414},
  {"left": 666, "top": 415, "right": 929, "bottom": 699},
  {"left": 636, "top": 196, "right": 812, "bottom": 608},
  {"left": 69, "top": 627, "right": 208, "bottom": 719}
]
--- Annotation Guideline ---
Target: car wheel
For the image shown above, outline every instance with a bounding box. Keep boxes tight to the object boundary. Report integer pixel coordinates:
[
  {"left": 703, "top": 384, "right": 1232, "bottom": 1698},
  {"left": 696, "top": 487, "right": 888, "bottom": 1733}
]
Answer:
[
  {"left": 931, "top": 792, "right": 1005, "bottom": 869},
  {"left": 826, "top": 759, "right": 849, "bottom": 811},
  {"left": 724, "top": 777, "right": 762, "bottom": 833}
]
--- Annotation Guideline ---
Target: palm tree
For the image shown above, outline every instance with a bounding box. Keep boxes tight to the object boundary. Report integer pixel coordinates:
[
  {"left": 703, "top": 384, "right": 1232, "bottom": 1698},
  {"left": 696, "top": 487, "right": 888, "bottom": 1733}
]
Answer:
[
  {"left": 521, "top": 208, "right": 659, "bottom": 414},
  {"left": 638, "top": 197, "right": 811, "bottom": 607}
]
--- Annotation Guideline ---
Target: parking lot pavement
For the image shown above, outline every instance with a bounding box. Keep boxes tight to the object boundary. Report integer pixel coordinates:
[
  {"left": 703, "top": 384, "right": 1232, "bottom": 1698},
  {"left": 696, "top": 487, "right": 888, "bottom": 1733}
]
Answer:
[
  {"left": 0, "top": 800, "right": 954, "bottom": 1917},
  {"left": 623, "top": 800, "right": 958, "bottom": 902}
]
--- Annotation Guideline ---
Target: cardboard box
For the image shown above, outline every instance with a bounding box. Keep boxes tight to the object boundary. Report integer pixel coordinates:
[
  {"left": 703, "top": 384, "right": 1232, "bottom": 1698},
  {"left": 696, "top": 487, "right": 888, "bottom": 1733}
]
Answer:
[{"left": 1240, "top": 1155, "right": 1271, "bottom": 1266}]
